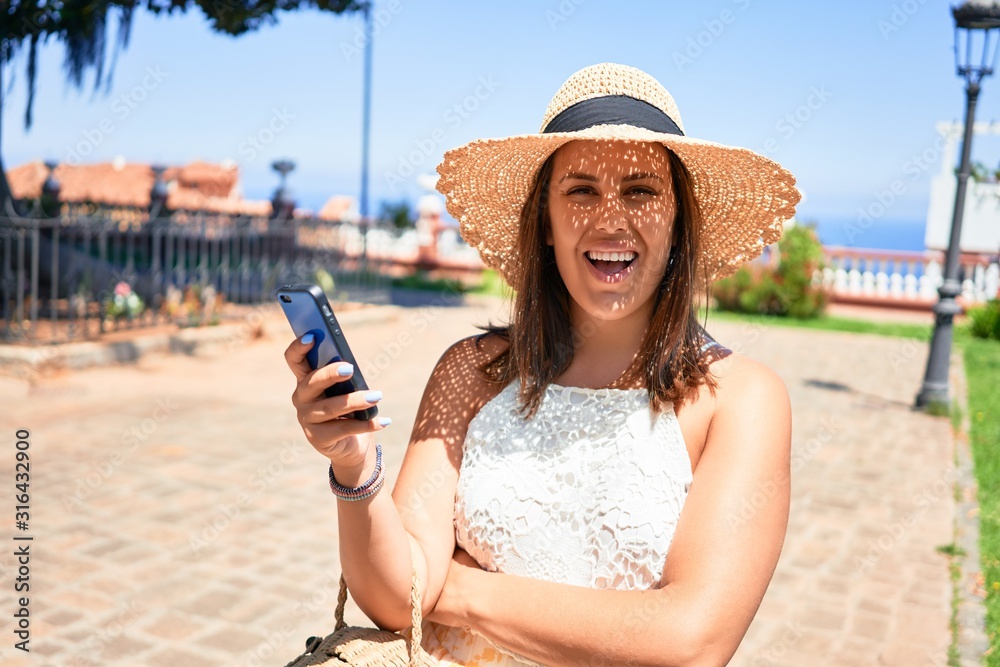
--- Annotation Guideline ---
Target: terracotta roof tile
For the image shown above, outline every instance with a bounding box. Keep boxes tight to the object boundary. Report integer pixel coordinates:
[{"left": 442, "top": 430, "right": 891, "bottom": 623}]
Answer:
[
  {"left": 7, "top": 159, "right": 271, "bottom": 216},
  {"left": 9, "top": 160, "right": 356, "bottom": 220}
]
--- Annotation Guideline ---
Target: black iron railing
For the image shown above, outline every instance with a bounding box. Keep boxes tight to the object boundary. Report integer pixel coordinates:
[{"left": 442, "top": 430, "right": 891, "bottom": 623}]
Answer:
[{"left": 0, "top": 203, "right": 396, "bottom": 345}]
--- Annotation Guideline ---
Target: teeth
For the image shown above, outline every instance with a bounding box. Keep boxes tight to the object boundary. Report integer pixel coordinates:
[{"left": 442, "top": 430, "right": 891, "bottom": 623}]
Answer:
[{"left": 586, "top": 251, "right": 636, "bottom": 262}]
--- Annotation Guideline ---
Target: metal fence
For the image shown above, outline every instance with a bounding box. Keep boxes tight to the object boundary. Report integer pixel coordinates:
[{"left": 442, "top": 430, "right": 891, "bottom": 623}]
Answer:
[{"left": 0, "top": 204, "right": 398, "bottom": 345}]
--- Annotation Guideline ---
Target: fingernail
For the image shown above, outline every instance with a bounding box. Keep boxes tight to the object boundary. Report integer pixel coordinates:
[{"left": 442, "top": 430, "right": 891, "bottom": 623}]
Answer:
[
  {"left": 337, "top": 364, "right": 354, "bottom": 377},
  {"left": 364, "top": 390, "right": 383, "bottom": 403},
  {"left": 300, "top": 333, "right": 314, "bottom": 345},
  {"left": 378, "top": 417, "right": 392, "bottom": 427}
]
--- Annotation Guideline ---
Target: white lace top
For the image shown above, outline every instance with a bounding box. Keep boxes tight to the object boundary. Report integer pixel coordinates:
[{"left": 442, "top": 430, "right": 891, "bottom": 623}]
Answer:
[{"left": 419, "top": 378, "right": 693, "bottom": 666}]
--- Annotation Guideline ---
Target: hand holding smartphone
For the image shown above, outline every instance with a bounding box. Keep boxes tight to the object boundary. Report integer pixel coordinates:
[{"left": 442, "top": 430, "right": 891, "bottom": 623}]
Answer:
[{"left": 276, "top": 283, "right": 378, "bottom": 421}]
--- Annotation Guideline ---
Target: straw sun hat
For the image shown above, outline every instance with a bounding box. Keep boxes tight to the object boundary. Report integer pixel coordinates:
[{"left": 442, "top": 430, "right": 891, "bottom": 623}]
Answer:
[{"left": 434, "top": 62, "right": 801, "bottom": 289}]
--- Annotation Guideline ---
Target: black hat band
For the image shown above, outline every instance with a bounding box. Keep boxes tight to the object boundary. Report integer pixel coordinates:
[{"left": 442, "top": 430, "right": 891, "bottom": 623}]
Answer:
[{"left": 542, "top": 94, "right": 684, "bottom": 136}]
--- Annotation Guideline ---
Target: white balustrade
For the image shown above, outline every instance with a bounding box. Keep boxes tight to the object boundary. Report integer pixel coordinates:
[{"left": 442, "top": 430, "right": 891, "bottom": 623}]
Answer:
[
  {"left": 986, "top": 263, "right": 1000, "bottom": 299},
  {"left": 819, "top": 246, "right": 998, "bottom": 305}
]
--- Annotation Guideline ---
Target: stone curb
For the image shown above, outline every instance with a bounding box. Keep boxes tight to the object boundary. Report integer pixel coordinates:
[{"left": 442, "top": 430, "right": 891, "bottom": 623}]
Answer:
[
  {"left": 950, "top": 350, "right": 991, "bottom": 666},
  {"left": 0, "top": 303, "right": 405, "bottom": 378}
]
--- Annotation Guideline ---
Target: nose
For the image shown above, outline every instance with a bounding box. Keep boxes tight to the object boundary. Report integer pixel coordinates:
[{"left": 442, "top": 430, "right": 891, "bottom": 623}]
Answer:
[{"left": 593, "top": 194, "right": 628, "bottom": 233}]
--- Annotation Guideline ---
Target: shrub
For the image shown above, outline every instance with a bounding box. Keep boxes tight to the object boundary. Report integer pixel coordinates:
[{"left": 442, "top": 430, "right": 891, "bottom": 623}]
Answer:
[
  {"left": 313, "top": 267, "right": 336, "bottom": 298},
  {"left": 379, "top": 199, "right": 414, "bottom": 230},
  {"left": 966, "top": 299, "right": 1000, "bottom": 340},
  {"left": 162, "top": 283, "right": 223, "bottom": 327},
  {"left": 712, "top": 223, "right": 828, "bottom": 319},
  {"left": 711, "top": 264, "right": 754, "bottom": 312}
]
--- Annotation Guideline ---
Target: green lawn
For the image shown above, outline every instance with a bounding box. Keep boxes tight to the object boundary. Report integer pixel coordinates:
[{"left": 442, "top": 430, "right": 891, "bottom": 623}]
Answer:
[
  {"left": 963, "top": 337, "right": 1000, "bottom": 665},
  {"left": 390, "top": 268, "right": 513, "bottom": 299},
  {"left": 701, "top": 307, "right": 934, "bottom": 341},
  {"left": 704, "top": 308, "right": 997, "bottom": 664}
]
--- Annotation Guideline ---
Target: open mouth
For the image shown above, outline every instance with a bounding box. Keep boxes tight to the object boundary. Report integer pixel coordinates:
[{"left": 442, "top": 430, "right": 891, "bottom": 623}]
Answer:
[{"left": 585, "top": 250, "right": 637, "bottom": 278}]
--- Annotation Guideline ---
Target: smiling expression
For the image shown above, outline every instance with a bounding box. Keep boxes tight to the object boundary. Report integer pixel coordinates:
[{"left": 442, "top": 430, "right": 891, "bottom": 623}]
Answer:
[{"left": 545, "top": 140, "right": 678, "bottom": 323}]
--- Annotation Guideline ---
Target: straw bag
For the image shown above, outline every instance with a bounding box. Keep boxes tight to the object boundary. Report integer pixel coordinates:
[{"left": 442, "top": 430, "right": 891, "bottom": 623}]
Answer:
[{"left": 283, "top": 541, "right": 435, "bottom": 667}]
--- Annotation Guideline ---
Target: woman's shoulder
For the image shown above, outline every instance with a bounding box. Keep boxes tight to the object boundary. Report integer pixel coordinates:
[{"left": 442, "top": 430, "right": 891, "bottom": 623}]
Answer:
[
  {"left": 436, "top": 330, "right": 510, "bottom": 374},
  {"left": 411, "top": 331, "right": 511, "bottom": 446},
  {"left": 707, "top": 350, "right": 789, "bottom": 414},
  {"left": 424, "top": 330, "right": 510, "bottom": 404}
]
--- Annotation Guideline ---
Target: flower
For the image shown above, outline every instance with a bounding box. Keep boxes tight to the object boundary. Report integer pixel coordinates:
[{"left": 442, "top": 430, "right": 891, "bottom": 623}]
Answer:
[
  {"left": 104, "top": 282, "right": 145, "bottom": 320},
  {"left": 161, "top": 282, "right": 224, "bottom": 327}
]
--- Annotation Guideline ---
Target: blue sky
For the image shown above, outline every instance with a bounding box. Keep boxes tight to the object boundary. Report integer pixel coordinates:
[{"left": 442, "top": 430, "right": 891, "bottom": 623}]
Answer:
[{"left": 3, "top": 0, "right": 999, "bottom": 245}]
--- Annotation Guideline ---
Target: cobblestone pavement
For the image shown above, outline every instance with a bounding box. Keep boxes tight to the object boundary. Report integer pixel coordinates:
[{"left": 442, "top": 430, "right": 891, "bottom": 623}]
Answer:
[{"left": 0, "top": 299, "right": 957, "bottom": 667}]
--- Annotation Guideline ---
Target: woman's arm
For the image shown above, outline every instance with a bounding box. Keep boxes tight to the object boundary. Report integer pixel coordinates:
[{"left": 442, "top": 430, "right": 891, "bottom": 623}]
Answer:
[
  {"left": 336, "top": 335, "right": 503, "bottom": 631},
  {"left": 429, "top": 353, "right": 792, "bottom": 667}
]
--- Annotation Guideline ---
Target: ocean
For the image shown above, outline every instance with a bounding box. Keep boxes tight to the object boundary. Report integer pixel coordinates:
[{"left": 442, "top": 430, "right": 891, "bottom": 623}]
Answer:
[{"left": 806, "top": 217, "right": 926, "bottom": 252}]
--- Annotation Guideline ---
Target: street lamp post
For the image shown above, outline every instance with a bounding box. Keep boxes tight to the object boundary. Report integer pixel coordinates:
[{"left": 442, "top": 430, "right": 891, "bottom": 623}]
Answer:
[
  {"left": 359, "top": 1, "right": 374, "bottom": 267},
  {"left": 271, "top": 159, "right": 296, "bottom": 219},
  {"left": 150, "top": 165, "right": 169, "bottom": 216},
  {"left": 916, "top": 1, "right": 1000, "bottom": 409},
  {"left": 40, "top": 160, "right": 61, "bottom": 218}
]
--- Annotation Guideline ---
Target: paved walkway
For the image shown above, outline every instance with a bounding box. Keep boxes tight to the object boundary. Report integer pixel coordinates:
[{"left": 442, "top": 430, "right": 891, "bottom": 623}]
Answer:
[
  {"left": 825, "top": 301, "right": 940, "bottom": 325},
  {"left": 0, "top": 299, "right": 960, "bottom": 666}
]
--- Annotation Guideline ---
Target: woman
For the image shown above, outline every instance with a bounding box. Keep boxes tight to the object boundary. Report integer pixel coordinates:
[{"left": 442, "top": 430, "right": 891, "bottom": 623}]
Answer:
[{"left": 285, "top": 63, "right": 800, "bottom": 666}]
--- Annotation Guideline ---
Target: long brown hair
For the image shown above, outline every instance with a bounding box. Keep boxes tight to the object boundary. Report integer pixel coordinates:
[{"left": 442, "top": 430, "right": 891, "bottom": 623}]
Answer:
[{"left": 477, "top": 142, "right": 716, "bottom": 419}]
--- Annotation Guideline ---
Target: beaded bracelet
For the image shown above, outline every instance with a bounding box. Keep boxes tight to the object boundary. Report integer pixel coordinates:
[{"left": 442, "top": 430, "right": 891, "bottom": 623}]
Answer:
[{"left": 328, "top": 444, "right": 385, "bottom": 501}]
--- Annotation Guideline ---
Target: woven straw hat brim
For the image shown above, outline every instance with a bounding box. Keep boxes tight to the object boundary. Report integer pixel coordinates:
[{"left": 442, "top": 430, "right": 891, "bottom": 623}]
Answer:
[{"left": 435, "top": 123, "right": 801, "bottom": 289}]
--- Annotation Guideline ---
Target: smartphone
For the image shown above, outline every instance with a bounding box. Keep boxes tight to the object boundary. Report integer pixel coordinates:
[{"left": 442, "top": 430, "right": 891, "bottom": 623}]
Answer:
[{"left": 275, "top": 283, "right": 378, "bottom": 421}]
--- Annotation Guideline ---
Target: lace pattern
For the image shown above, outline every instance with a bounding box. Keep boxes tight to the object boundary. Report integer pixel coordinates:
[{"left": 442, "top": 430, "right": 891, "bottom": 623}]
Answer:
[{"left": 430, "top": 380, "right": 692, "bottom": 664}]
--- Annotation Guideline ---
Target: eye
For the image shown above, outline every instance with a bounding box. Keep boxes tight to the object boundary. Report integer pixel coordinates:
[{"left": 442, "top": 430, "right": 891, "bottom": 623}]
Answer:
[
  {"left": 626, "top": 186, "right": 659, "bottom": 197},
  {"left": 566, "top": 185, "right": 598, "bottom": 196}
]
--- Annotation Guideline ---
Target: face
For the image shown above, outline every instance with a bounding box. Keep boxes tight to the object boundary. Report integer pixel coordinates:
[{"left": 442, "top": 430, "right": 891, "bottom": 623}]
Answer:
[{"left": 545, "top": 140, "right": 678, "bottom": 323}]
